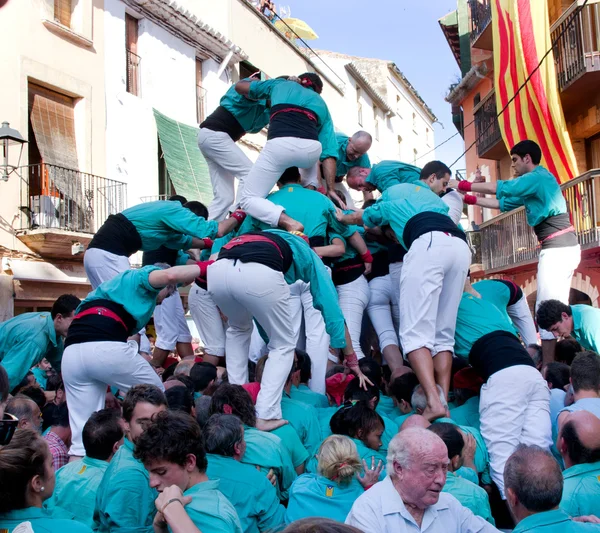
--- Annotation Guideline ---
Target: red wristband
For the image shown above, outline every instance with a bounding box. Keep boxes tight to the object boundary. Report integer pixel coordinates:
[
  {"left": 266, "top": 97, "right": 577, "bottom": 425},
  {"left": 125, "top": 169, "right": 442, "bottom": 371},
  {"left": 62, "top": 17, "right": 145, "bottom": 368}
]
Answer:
[
  {"left": 457, "top": 180, "right": 472, "bottom": 192},
  {"left": 202, "top": 238, "right": 214, "bottom": 249},
  {"left": 230, "top": 210, "right": 246, "bottom": 223},
  {"left": 361, "top": 250, "right": 373, "bottom": 263},
  {"left": 344, "top": 352, "right": 359, "bottom": 370},
  {"left": 464, "top": 194, "right": 478, "bottom": 205},
  {"left": 195, "top": 260, "right": 215, "bottom": 281},
  {"left": 317, "top": 186, "right": 327, "bottom": 195}
]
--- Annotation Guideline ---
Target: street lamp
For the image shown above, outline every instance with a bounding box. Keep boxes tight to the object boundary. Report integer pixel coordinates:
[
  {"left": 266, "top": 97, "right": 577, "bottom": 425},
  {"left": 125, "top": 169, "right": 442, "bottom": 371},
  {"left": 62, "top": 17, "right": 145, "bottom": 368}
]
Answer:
[{"left": 0, "top": 121, "right": 27, "bottom": 182}]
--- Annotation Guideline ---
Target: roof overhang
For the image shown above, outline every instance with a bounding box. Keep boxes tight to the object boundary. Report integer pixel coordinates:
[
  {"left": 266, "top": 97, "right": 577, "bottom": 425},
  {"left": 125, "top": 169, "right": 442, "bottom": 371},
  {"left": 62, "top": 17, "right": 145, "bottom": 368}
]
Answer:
[
  {"left": 446, "top": 62, "right": 489, "bottom": 105},
  {"left": 387, "top": 63, "right": 437, "bottom": 122},
  {"left": 439, "top": 10, "right": 461, "bottom": 68},
  {"left": 345, "top": 62, "right": 394, "bottom": 116}
]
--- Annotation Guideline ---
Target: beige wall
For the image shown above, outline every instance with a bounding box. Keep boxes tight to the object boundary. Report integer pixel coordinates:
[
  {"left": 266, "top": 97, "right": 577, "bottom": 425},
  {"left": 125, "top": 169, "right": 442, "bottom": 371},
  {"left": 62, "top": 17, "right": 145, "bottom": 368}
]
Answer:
[{"left": 0, "top": 0, "right": 106, "bottom": 253}]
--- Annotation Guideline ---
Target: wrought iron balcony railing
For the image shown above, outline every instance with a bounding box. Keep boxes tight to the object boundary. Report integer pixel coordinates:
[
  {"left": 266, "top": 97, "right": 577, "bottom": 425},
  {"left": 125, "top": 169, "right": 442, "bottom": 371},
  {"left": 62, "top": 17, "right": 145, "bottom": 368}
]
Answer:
[
  {"left": 474, "top": 91, "right": 503, "bottom": 159},
  {"left": 18, "top": 164, "right": 126, "bottom": 234},
  {"left": 469, "top": 0, "right": 492, "bottom": 45}
]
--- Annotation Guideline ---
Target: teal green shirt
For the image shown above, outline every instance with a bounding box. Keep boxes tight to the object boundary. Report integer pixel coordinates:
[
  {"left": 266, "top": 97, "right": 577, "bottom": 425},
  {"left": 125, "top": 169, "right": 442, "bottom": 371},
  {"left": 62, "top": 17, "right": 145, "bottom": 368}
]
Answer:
[
  {"left": 271, "top": 424, "right": 309, "bottom": 469},
  {"left": 206, "top": 454, "right": 285, "bottom": 533},
  {"left": 248, "top": 79, "right": 338, "bottom": 161},
  {"left": 77, "top": 266, "right": 161, "bottom": 333},
  {"left": 366, "top": 161, "right": 421, "bottom": 192},
  {"left": 350, "top": 438, "right": 387, "bottom": 481},
  {"left": 454, "top": 293, "right": 517, "bottom": 361},
  {"left": 282, "top": 392, "right": 322, "bottom": 456},
  {"left": 496, "top": 166, "right": 568, "bottom": 227},
  {"left": 0, "top": 507, "right": 92, "bottom": 533},
  {"left": 335, "top": 133, "right": 371, "bottom": 178},
  {"left": 123, "top": 200, "right": 218, "bottom": 251},
  {"left": 46, "top": 456, "right": 109, "bottom": 528},
  {"left": 95, "top": 438, "right": 157, "bottom": 533},
  {"left": 219, "top": 80, "right": 270, "bottom": 134},
  {"left": 379, "top": 414, "right": 399, "bottom": 455},
  {"left": 443, "top": 472, "right": 494, "bottom": 524},
  {"left": 472, "top": 280, "right": 510, "bottom": 312},
  {"left": 290, "top": 384, "right": 329, "bottom": 409},
  {"left": 316, "top": 405, "right": 339, "bottom": 442},
  {"left": 362, "top": 183, "right": 452, "bottom": 249},
  {"left": 560, "top": 461, "right": 600, "bottom": 518},
  {"left": 571, "top": 305, "right": 600, "bottom": 353},
  {"left": 285, "top": 474, "right": 363, "bottom": 524},
  {"left": 32, "top": 366, "right": 48, "bottom": 389},
  {"left": 179, "top": 479, "right": 242, "bottom": 533},
  {"left": 376, "top": 395, "right": 402, "bottom": 420},
  {"left": 242, "top": 426, "right": 297, "bottom": 501},
  {"left": 512, "top": 509, "right": 600, "bottom": 532},
  {"left": 0, "top": 312, "right": 61, "bottom": 391},
  {"left": 393, "top": 411, "right": 414, "bottom": 428},
  {"left": 449, "top": 396, "right": 481, "bottom": 431}
]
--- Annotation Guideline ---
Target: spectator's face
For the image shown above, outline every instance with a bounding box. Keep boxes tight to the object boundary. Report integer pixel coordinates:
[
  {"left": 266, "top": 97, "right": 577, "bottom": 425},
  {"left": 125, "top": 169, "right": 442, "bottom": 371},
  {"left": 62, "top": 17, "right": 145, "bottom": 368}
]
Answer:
[
  {"left": 39, "top": 359, "right": 52, "bottom": 371},
  {"left": 54, "top": 312, "right": 76, "bottom": 337},
  {"left": 128, "top": 402, "right": 167, "bottom": 443},
  {"left": 394, "top": 442, "right": 448, "bottom": 509},
  {"left": 146, "top": 458, "right": 189, "bottom": 492},
  {"left": 22, "top": 404, "right": 43, "bottom": 433},
  {"left": 37, "top": 443, "right": 56, "bottom": 500},
  {"left": 364, "top": 425, "right": 383, "bottom": 451},
  {"left": 547, "top": 313, "right": 573, "bottom": 340}
]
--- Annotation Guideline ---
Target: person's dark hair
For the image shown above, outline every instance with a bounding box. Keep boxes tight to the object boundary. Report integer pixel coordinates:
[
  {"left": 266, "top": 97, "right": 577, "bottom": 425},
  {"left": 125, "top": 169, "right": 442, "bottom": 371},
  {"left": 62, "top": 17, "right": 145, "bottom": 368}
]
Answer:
[
  {"left": 82, "top": 409, "right": 124, "bottom": 461},
  {"left": 560, "top": 420, "right": 600, "bottom": 465},
  {"left": 536, "top": 300, "right": 571, "bottom": 330},
  {"left": 203, "top": 414, "right": 244, "bottom": 457},
  {"left": 0, "top": 365, "right": 8, "bottom": 404},
  {"left": 326, "top": 365, "right": 346, "bottom": 379},
  {"left": 161, "top": 362, "right": 177, "bottom": 383},
  {"left": 556, "top": 338, "right": 582, "bottom": 366},
  {"left": 283, "top": 518, "right": 363, "bottom": 533},
  {"left": 170, "top": 374, "right": 195, "bottom": 396},
  {"left": 358, "top": 359, "right": 382, "bottom": 387},
  {"left": 298, "top": 72, "right": 323, "bottom": 94},
  {"left": 545, "top": 362, "right": 570, "bottom": 390},
  {"left": 165, "top": 386, "right": 194, "bottom": 415},
  {"left": 570, "top": 351, "right": 600, "bottom": 393},
  {"left": 195, "top": 395, "right": 213, "bottom": 430},
  {"left": 504, "top": 444, "right": 563, "bottom": 512},
  {"left": 388, "top": 373, "right": 420, "bottom": 405},
  {"left": 168, "top": 194, "right": 188, "bottom": 204},
  {"left": 51, "top": 294, "right": 81, "bottom": 319},
  {"left": 49, "top": 402, "right": 69, "bottom": 428},
  {"left": 134, "top": 410, "right": 207, "bottom": 473},
  {"left": 19, "top": 386, "right": 46, "bottom": 410},
  {"left": 209, "top": 383, "right": 256, "bottom": 427},
  {"left": 528, "top": 344, "right": 543, "bottom": 368},
  {"left": 330, "top": 401, "right": 384, "bottom": 441},
  {"left": 296, "top": 349, "right": 312, "bottom": 384},
  {"left": 183, "top": 200, "right": 209, "bottom": 219},
  {"left": 122, "top": 384, "right": 167, "bottom": 423},
  {"left": 0, "top": 429, "right": 48, "bottom": 513},
  {"left": 362, "top": 199, "right": 377, "bottom": 209},
  {"left": 344, "top": 380, "right": 380, "bottom": 407},
  {"left": 45, "top": 374, "right": 64, "bottom": 393},
  {"left": 278, "top": 167, "right": 301, "bottom": 186},
  {"left": 510, "top": 140, "right": 542, "bottom": 165},
  {"left": 428, "top": 423, "right": 464, "bottom": 460},
  {"left": 420, "top": 161, "right": 452, "bottom": 181},
  {"left": 190, "top": 362, "right": 217, "bottom": 393}
]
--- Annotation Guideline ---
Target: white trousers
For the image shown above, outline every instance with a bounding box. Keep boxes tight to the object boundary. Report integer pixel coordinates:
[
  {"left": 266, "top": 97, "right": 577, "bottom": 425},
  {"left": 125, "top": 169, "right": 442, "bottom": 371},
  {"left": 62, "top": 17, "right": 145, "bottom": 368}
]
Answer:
[
  {"left": 336, "top": 275, "right": 370, "bottom": 359},
  {"left": 289, "top": 280, "right": 330, "bottom": 395},
  {"left": 507, "top": 293, "right": 538, "bottom": 346},
  {"left": 62, "top": 340, "right": 164, "bottom": 456},
  {"left": 389, "top": 262, "right": 403, "bottom": 326},
  {"left": 400, "top": 232, "right": 471, "bottom": 355},
  {"left": 188, "top": 284, "right": 227, "bottom": 357},
  {"left": 208, "top": 260, "right": 295, "bottom": 419},
  {"left": 197, "top": 128, "right": 253, "bottom": 221},
  {"left": 367, "top": 274, "right": 400, "bottom": 351},
  {"left": 249, "top": 325, "right": 268, "bottom": 363},
  {"left": 479, "top": 364, "right": 552, "bottom": 497},
  {"left": 84, "top": 248, "right": 130, "bottom": 289},
  {"left": 536, "top": 245, "right": 581, "bottom": 340},
  {"left": 154, "top": 290, "right": 192, "bottom": 351},
  {"left": 239, "top": 137, "right": 322, "bottom": 227}
]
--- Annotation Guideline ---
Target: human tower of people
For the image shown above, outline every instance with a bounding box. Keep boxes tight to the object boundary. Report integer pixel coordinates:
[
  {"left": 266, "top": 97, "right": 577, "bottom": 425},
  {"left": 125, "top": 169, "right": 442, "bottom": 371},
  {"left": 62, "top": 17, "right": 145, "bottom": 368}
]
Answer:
[{"left": 0, "top": 72, "right": 600, "bottom": 533}]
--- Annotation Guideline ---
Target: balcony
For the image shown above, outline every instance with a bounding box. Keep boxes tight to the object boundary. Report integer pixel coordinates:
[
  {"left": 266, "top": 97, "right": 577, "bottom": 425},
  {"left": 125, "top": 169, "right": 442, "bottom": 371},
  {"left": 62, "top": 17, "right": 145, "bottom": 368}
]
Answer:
[
  {"left": 552, "top": 0, "right": 600, "bottom": 114},
  {"left": 477, "top": 170, "right": 600, "bottom": 272},
  {"left": 16, "top": 164, "right": 126, "bottom": 260},
  {"left": 469, "top": 0, "right": 493, "bottom": 50},
  {"left": 474, "top": 91, "right": 507, "bottom": 160}
]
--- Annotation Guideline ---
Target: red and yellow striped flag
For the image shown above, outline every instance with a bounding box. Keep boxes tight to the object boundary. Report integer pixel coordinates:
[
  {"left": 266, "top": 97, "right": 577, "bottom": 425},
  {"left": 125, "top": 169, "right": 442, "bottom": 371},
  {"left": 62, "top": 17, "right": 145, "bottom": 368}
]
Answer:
[{"left": 491, "top": 0, "right": 578, "bottom": 183}]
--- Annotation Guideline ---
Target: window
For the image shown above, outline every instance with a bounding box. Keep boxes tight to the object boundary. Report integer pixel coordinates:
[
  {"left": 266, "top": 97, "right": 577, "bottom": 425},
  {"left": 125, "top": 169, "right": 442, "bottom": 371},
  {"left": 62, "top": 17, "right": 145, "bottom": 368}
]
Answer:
[
  {"left": 413, "top": 148, "right": 418, "bottom": 164},
  {"left": 373, "top": 105, "right": 379, "bottom": 141},
  {"left": 397, "top": 136, "right": 403, "bottom": 158},
  {"left": 396, "top": 94, "right": 402, "bottom": 117},
  {"left": 426, "top": 127, "right": 430, "bottom": 146},
  {"left": 473, "top": 93, "right": 481, "bottom": 107},
  {"left": 158, "top": 140, "right": 175, "bottom": 198},
  {"left": 412, "top": 112, "right": 417, "bottom": 133},
  {"left": 240, "top": 61, "right": 260, "bottom": 80},
  {"left": 196, "top": 58, "right": 206, "bottom": 124},
  {"left": 54, "top": 0, "right": 71, "bottom": 27},
  {"left": 356, "top": 87, "right": 363, "bottom": 126},
  {"left": 126, "top": 14, "right": 140, "bottom": 96}
]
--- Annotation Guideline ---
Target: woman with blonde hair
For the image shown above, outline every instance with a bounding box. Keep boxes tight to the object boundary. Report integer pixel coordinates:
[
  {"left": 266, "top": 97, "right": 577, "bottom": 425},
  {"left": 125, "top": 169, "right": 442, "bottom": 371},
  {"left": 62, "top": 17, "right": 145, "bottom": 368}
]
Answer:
[{"left": 285, "top": 434, "right": 382, "bottom": 523}]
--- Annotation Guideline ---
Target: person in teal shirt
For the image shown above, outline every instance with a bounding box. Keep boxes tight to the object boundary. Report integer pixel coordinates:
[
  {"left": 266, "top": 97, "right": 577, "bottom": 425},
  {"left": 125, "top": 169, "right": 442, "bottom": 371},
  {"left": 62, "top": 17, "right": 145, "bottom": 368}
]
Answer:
[
  {"left": 204, "top": 414, "right": 286, "bottom": 533},
  {"left": 95, "top": 385, "right": 167, "bottom": 532},
  {"left": 449, "top": 140, "right": 581, "bottom": 360},
  {"left": 234, "top": 74, "right": 339, "bottom": 231},
  {"left": 0, "top": 428, "right": 93, "bottom": 533},
  {"left": 346, "top": 160, "right": 421, "bottom": 194},
  {"left": 450, "top": 395, "right": 481, "bottom": 431},
  {"left": 45, "top": 409, "right": 124, "bottom": 527},
  {"left": 334, "top": 132, "right": 372, "bottom": 180},
  {"left": 199, "top": 75, "right": 271, "bottom": 222},
  {"left": 506, "top": 445, "right": 599, "bottom": 533},
  {"left": 0, "top": 294, "right": 80, "bottom": 392},
  {"left": 134, "top": 410, "right": 242, "bottom": 533},
  {"left": 31, "top": 359, "right": 52, "bottom": 390},
  {"left": 557, "top": 411, "right": 600, "bottom": 518},
  {"left": 63, "top": 263, "right": 206, "bottom": 458},
  {"left": 290, "top": 350, "right": 329, "bottom": 408}
]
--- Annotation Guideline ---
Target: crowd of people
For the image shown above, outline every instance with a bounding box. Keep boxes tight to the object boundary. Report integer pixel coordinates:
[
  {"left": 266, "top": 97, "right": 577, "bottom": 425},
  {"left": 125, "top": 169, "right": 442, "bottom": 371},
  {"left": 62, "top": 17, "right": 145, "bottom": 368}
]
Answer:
[{"left": 0, "top": 71, "right": 600, "bottom": 532}]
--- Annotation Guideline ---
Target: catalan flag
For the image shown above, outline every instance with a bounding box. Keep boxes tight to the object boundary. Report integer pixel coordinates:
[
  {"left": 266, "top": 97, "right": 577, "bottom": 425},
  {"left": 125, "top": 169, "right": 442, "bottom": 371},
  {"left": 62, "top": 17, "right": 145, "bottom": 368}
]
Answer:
[{"left": 491, "top": 0, "right": 579, "bottom": 183}]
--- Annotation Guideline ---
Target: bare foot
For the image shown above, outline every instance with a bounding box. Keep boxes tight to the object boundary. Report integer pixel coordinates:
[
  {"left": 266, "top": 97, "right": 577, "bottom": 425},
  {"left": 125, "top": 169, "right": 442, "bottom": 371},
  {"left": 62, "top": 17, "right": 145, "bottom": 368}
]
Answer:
[
  {"left": 422, "top": 403, "right": 447, "bottom": 422},
  {"left": 256, "top": 418, "right": 288, "bottom": 432},
  {"left": 278, "top": 213, "right": 304, "bottom": 233}
]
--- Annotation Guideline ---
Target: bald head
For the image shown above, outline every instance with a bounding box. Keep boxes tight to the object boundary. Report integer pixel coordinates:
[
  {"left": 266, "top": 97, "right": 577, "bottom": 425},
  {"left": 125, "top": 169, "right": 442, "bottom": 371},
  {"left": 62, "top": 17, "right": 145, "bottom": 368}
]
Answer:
[
  {"left": 348, "top": 131, "right": 372, "bottom": 156},
  {"left": 388, "top": 427, "right": 445, "bottom": 471},
  {"left": 174, "top": 359, "right": 194, "bottom": 377},
  {"left": 559, "top": 410, "right": 600, "bottom": 468},
  {"left": 5, "top": 395, "right": 41, "bottom": 431},
  {"left": 400, "top": 414, "right": 431, "bottom": 431},
  {"left": 164, "top": 379, "right": 186, "bottom": 391}
]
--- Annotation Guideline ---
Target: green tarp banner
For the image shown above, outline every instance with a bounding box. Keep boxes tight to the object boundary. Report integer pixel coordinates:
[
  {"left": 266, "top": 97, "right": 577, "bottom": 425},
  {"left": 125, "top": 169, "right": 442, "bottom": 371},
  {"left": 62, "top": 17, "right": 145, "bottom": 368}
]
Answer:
[{"left": 153, "top": 109, "right": 213, "bottom": 205}]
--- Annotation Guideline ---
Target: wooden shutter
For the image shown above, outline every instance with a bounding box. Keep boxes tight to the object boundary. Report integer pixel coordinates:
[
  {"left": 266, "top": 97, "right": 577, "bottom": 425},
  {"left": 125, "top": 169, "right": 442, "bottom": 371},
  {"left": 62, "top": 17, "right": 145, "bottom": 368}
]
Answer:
[
  {"left": 126, "top": 15, "right": 140, "bottom": 95},
  {"left": 54, "top": 0, "right": 71, "bottom": 27},
  {"left": 126, "top": 14, "right": 138, "bottom": 53},
  {"left": 196, "top": 58, "right": 205, "bottom": 123}
]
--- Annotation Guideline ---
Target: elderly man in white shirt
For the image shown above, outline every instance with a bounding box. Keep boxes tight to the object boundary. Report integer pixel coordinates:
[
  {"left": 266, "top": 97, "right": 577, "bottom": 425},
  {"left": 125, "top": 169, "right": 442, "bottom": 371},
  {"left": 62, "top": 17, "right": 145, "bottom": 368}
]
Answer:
[{"left": 346, "top": 427, "right": 499, "bottom": 533}]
